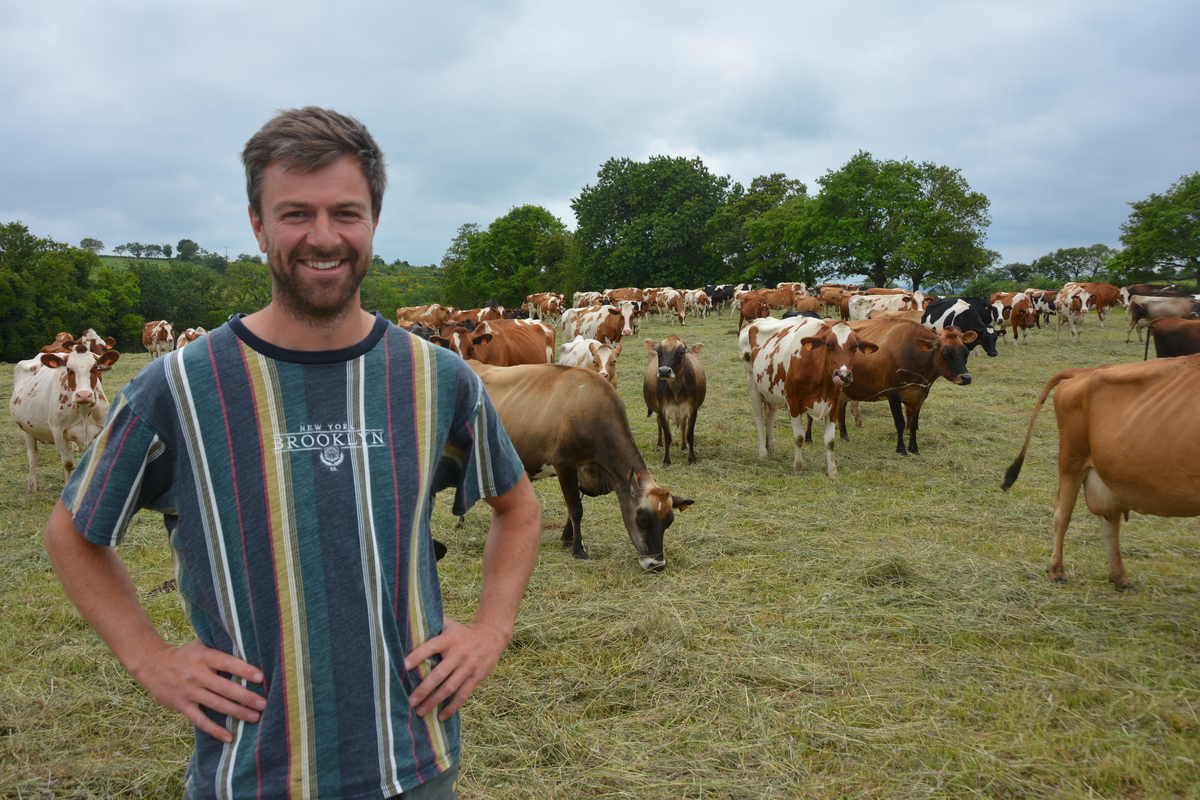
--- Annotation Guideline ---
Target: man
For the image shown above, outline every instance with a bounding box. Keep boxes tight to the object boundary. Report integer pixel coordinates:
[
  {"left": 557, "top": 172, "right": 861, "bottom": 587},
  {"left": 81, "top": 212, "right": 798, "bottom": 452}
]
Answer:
[{"left": 44, "top": 107, "right": 541, "bottom": 799}]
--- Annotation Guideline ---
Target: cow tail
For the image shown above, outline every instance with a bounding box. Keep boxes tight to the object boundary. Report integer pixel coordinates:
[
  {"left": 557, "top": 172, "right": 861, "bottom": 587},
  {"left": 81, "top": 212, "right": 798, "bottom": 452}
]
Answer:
[
  {"left": 1000, "top": 369, "right": 1080, "bottom": 491},
  {"left": 1144, "top": 319, "right": 1158, "bottom": 361}
]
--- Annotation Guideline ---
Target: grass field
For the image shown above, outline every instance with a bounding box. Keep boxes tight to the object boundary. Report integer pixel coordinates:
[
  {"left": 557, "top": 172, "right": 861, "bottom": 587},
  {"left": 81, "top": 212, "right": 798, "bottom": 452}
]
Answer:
[{"left": 2, "top": 307, "right": 1198, "bottom": 799}]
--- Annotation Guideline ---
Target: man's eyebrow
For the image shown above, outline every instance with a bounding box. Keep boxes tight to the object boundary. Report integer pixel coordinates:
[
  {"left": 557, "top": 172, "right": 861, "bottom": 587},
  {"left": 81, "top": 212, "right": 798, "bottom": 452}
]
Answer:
[{"left": 272, "top": 198, "right": 369, "bottom": 211}]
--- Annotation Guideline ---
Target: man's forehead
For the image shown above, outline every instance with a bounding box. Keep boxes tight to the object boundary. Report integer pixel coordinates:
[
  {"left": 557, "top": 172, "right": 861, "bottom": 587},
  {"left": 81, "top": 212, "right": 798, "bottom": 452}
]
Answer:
[{"left": 262, "top": 155, "right": 371, "bottom": 201}]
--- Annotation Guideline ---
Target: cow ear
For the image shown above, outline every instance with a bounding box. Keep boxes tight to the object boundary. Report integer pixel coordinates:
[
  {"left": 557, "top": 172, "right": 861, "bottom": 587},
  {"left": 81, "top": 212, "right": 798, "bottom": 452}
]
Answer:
[
  {"left": 687, "top": 343, "right": 704, "bottom": 354},
  {"left": 473, "top": 333, "right": 494, "bottom": 346},
  {"left": 39, "top": 353, "right": 66, "bottom": 369},
  {"left": 97, "top": 351, "right": 121, "bottom": 369},
  {"left": 429, "top": 336, "right": 450, "bottom": 347},
  {"left": 915, "top": 337, "right": 935, "bottom": 351},
  {"left": 857, "top": 340, "right": 879, "bottom": 355},
  {"left": 671, "top": 495, "right": 694, "bottom": 511},
  {"left": 799, "top": 336, "right": 822, "bottom": 350},
  {"left": 644, "top": 339, "right": 656, "bottom": 352},
  {"left": 612, "top": 343, "right": 623, "bottom": 356},
  {"left": 961, "top": 330, "right": 978, "bottom": 343}
]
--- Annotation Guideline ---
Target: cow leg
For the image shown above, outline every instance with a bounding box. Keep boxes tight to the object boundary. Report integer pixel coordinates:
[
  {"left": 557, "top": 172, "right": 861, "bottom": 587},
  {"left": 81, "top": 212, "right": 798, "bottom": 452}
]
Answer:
[
  {"left": 788, "top": 413, "right": 808, "bottom": 470},
  {"left": 820, "top": 414, "right": 838, "bottom": 478},
  {"left": 748, "top": 386, "right": 773, "bottom": 457},
  {"left": 1049, "top": 469, "right": 1085, "bottom": 583},
  {"left": 685, "top": 410, "right": 698, "bottom": 465},
  {"left": 906, "top": 404, "right": 921, "bottom": 455},
  {"left": 556, "top": 472, "right": 589, "bottom": 559},
  {"left": 887, "top": 393, "right": 907, "bottom": 455},
  {"left": 659, "top": 413, "right": 673, "bottom": 466},
  {"left": 51, "top": 427, "right": 77, "bottom": 487},
  {"left": 1083, "top": 469, "right": 1133, "bottom": 589},
  {"left": 23, "top": 431, "right": 39, "bottom": 493},
  {"left": 836, "top": 403, "right": 848, "bottom": 442}
]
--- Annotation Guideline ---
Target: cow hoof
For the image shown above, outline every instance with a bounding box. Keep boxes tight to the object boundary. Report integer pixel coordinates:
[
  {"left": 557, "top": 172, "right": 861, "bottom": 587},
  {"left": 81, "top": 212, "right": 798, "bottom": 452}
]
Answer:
[{"left": 573, "top": 550, "right": 590, "bottom": 560}]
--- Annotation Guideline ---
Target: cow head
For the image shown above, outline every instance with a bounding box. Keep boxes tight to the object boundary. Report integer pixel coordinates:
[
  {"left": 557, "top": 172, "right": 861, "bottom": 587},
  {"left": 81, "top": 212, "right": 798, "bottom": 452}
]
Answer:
[
  {"left": 430, "top": 326, "right": 492, "bottom": 360},
  {"left": 40, "top": 344, "right": 121, "bottom": 409},
  {"left": 921, "top": 326, "right": 974, "bottom": 386},
  {"left": 799, "top": 322, "right": 878, "bottom": 387},
  {"left": 592, "top": 341, "right": 622, "bottom": 383},
  {"left": 624, "top": 468, "right": 693, "bottom": 571},
  {"left": 645, "top": 335, "right": 702, "bottom": 384}
]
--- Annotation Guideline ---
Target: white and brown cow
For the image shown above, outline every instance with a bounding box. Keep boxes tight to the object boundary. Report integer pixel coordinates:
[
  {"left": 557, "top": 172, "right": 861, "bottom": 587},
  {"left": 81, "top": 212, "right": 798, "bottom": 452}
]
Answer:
[
  {"left": 1055, "top": 285, "right": 1091, "bottom": 343},
  {"left": 989, "top": 292, "right": 1036, "bottom": 343},
  {"left": 142, "top": 320, "right": 175, "bottom": 358},
  {"left": 739, "top": 317, "right": 877, "bottom": 477},
  {"left": 562, "top": 301, "right": 643, "bottom": 345},
  {"left": 1075, "top": 282, "right": 1120, "bottom": 327},
  {"left": 1125, "top": 295, "right": 1200, "bottom": 343},
  {"left": 1002, "top": 355, "right": 1200, "bottom": 588},
  {"left": 176, "top": 326, "right": 208, "bottom": 350},
  {"left": 432, "top": 318, "right": 555, "bottom": 366},
  {"left": 10, "top": 343, "right": 121, "bottom": 492},
  {"left": 558, "top": 335, "right": 622, "bottom": 386},
  {"left": 642, "top": 335, "right": 706, "bottom": 466},
  {"left": 470, "top": 362, "right": 693, "bottom": 570}
]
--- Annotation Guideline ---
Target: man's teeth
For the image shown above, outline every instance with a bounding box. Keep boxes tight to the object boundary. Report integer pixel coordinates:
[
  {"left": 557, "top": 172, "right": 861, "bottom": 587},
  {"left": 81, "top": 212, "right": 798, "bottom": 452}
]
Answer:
[{"left": 308, "top": 259, "right": 341, "bottom": 270}]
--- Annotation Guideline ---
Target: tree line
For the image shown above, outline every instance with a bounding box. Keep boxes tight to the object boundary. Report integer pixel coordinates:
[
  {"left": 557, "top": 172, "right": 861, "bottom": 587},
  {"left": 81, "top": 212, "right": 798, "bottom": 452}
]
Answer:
[
  {"left": 442, "top": 153, "right": 1198, "bottom": 310},
  {"left": 0, "top": 224, "right": 441, "bottom": 362}
]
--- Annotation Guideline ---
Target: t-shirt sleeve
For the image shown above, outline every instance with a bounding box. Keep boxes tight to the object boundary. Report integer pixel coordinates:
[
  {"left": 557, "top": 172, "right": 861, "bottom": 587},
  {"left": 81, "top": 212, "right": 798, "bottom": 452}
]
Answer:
[
  {"left": 60, "top": 391, "right": 175, "bottom": 547},
  {"left": 435, "top": 368, "right": 525, "bottom": 517}
]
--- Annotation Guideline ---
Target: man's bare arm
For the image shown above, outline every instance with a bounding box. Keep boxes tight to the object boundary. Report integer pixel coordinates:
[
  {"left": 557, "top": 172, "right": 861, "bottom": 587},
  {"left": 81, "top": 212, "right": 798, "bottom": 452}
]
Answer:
[
  {"left": 404, "top": 473, "right": 541, "bottom": 721},
  {"left": 44, "top": 500, "right": 265, "bottom": 743}
]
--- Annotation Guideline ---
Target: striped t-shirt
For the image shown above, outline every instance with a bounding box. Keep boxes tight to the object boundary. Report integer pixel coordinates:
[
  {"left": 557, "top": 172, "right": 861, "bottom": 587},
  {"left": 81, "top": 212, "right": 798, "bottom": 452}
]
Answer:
[{"left": 62, "top": 314, "right": 524, "bottom": 800}]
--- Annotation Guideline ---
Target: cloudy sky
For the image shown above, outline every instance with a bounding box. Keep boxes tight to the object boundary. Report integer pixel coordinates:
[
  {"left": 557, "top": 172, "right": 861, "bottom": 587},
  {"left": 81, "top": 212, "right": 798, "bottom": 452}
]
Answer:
[{"left": 2, "top": 1, "right": 1197, "bottom": 271}]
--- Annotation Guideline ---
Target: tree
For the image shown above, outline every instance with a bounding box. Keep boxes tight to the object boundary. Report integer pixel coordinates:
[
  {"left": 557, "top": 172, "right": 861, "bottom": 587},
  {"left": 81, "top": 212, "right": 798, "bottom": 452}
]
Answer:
[
  {"left": 1111, "top": 172, "right": 1200, "bottom": 285},
  {"left": 162, "top": 243, "right": 172, "bottom": 258},
  {"left": 705, "top": 173, "right": 809, "bottom": 286},
  {"left": 79, "top": 238, "right": 104, "bottom": 253},
  {"left": 440, "top": 206, "right": 572, "bottom": 308},
  {"left": 1030, "top": 244, "right": 1117, "bottom": 283},
  {"left": 572, "top": 156, "right": 730, "bottom": 290},
  {"left": 237, "top": 253, "right": 263, "bottom": 263},
  {"left": 128, "top": 259, "right": 218, "bottom": 329},
  {"left": 176, "top": 239, "right": 200, "bottom": 261},
  {"left": 790, "top": 151, "right": 992, "bottom": 291}
]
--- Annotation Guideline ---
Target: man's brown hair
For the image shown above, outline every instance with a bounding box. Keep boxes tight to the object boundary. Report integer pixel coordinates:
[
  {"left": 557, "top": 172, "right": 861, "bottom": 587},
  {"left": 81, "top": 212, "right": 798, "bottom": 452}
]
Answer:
[{"left": 242, "top": 107, "right": 387, "bottom": 218}]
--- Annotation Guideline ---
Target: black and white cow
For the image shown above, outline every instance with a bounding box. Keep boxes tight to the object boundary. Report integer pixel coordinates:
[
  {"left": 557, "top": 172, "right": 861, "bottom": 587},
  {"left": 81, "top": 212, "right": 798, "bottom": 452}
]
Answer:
[{"left": 922, "top": 297, "right": 1002, "bottom": 357}]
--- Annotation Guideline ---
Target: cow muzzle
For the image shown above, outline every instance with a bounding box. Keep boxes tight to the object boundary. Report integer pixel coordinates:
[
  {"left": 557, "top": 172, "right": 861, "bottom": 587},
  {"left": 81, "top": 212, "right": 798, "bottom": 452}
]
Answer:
[
  {"left": 74, "top": 390, "right": 95, "bottom": 406},
  {"left": 956, "top": 373, "right": 972, "bottom": 386},
  {"left": 832, "top": 369, "right": 852, "bottom": 386},
  {"left": 657, "top": 366, "right": 675, "bottom": 380},
  {"left": 638, "top": 554, "right": 666, "bottom": 571}
]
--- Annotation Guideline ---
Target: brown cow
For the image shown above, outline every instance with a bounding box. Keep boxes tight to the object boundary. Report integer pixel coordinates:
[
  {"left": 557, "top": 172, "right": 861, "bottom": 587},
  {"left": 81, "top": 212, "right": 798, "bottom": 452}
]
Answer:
[
  {"left": 1145, "top": 317, "right": 1200, "bottom": 359},
  {"left": 739, "top": 317, "right": 878, "bottom": 477},
  {"left": 432, "top": 318, "right": 554, "bottom": 366},
  {"left": 1002, "top": 355, "right": 1200, "bottom": 588},
  {"left": 176, "top": 327, "right": 208, "bottom": 350},
  {"left": 836, "top": 320, "right": 976, "bottom": 455},
  {"left": 738, "top": 293, "right": 772, "bottom": 329},
  {"left": 470, "top": 362, "right": 693, "bottom": 569},
  {"left": 989, "top": 292, "right": 1036, "bottom": 343},
  {"left": 396, "top": 304, "right": 455, "bottom": 329},
  {"left": 642, "top": 335, "right": 706, "bottom": 466}
]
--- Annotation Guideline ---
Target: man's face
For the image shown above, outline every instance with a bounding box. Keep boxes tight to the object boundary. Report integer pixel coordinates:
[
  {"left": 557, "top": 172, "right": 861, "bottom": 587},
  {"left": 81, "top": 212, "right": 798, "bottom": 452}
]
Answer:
[{"left": 250, "top": 154, "right": 378, "bottom": 320}]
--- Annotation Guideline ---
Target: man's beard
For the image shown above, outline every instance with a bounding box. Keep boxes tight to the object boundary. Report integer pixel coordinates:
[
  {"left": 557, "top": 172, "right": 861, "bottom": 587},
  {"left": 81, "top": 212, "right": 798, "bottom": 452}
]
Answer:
[{"left": 268, "top": 247, "right": 370, "bottom": 321}]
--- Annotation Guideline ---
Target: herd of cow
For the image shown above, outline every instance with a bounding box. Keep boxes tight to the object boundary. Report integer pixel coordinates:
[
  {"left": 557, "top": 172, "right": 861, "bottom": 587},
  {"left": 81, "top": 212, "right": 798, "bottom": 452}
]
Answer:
[{"left": 7, "top": 280, "right": 1200, "bottom": 586}]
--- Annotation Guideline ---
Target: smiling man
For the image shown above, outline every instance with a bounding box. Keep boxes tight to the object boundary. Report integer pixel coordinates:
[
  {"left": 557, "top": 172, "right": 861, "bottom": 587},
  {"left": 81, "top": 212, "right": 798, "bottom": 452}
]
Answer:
[{"left": 44, "top": 107, "right": 541, "bottom": 800}]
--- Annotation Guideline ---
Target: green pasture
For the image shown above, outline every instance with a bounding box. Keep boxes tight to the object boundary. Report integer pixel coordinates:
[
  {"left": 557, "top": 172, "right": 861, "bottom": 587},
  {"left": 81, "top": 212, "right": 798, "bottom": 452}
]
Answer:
[{"left": 2, "top": 308, "right": 1197, "bottom": 798}]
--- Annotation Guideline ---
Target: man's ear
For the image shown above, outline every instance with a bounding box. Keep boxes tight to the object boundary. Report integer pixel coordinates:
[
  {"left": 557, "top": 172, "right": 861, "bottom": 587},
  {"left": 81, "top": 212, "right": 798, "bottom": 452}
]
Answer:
[{"left": 249, "top": 205, "right": 268, "bottom": 252}]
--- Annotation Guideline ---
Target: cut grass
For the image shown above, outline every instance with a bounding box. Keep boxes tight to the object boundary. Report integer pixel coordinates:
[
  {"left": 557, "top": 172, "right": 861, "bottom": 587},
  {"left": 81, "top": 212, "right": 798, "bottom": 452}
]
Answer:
[{"left": 2, "top": 308, "right": 1198, "bottom": 798}]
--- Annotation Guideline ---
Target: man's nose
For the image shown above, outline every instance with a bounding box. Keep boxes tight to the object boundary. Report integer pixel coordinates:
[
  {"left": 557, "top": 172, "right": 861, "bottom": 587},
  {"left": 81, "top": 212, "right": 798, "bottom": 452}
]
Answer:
[{"left": 308, "top": 211, "right": 339, "bottom": 250}]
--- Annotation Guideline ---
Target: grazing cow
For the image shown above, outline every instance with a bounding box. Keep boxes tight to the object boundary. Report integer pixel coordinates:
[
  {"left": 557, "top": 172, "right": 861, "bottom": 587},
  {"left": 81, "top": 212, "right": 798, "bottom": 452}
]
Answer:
[
  {"left": 451, "top": 306, "right": 504, "bottom": 326},
  {"left": 792, "top": 295, "right": 821, "bottom": 315},
  {"left": 758, "top": 287, "right": 797, "bottom": 311},
  {"left": 850, "top": 293, "right": 921, "bottom": 320},
  {"left": 642, "top": 335, "right": 706, "bottom": 465},
  {"left": 142, "top": 320, "right": 174, "bottom": 359},
  {"left": 1145, "top": 317, "right": 1200, "bottom": 360},
  {"left": 433, "top": 318, "right": 554, "bottom": 366},
  {"left": 704, "top": 284, "right": 746, "bottom": 315},
  {"left": 470, "top": 362, "right": 693, "bottom": 569},
  {"left": 923, "top": 298, "right": 1002, "bottom": 357},
  {"left": 558, "top": 335, "right": 622, "bottom": 386},
  {"left": 866, "top": 308, "right": 924, "bottom": 321},
  {"left": 1125, "top": 295, "right": 1200, "bottom": 342},
  {"left": 1055, "top": 284, "right": 1091, "bottom": 343},
  {"left": 606, "top": 287, "right": 645, "bottom": 304},
  {"left": 10, "top": 343, "right": 121, "bottom": 492},
  {"left": 526, "top": 292, "right": 565, "bottom": 323},
  {"left": 835, "top": 320, "right": 975, "bottom": 455},
  {"left": 176, "top": 326, "right": 208, "bottom": 350},
  {"left": 739, "top": 317, "right": 878, "bottom": 477},
  {"left": 683, "top": 289, "right": 711, "bottom": 318},
  {"left": 777, "top": 281, "right": 807, "bottom": 295},
  {"left": 1001, "top": 355, "right": 1200, "bottom": 588},
  {"left": 738, "top": 293, "right": 772, "bottom": 329},
  {"left": 572, "top": 291, "right": 607, "bottom": 308}
]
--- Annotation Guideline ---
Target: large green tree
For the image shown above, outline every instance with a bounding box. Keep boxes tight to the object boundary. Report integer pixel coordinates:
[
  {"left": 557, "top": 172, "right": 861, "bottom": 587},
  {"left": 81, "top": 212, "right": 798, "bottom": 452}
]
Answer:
[
  {"left": 440, "top": 206, "right": 572, "bottom": 308},
  {"left": 0, "top": 222, "right": 100, "bottom": 360},
  {"left": 791, "top": 151, "right": 992, "bottom": 291},
  {"left": 1111, "top": 172, "right": 1200, "bottom": 285},
  {"left": 572, "top": 156, "right": 730, "bottom": 290},
  {"left": 705, "top": 173, "right": 809, "bottom": 286}
]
